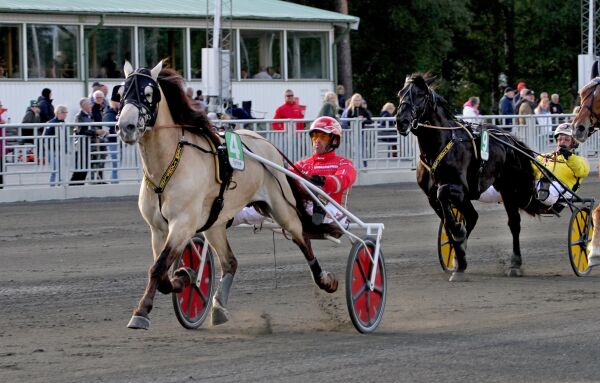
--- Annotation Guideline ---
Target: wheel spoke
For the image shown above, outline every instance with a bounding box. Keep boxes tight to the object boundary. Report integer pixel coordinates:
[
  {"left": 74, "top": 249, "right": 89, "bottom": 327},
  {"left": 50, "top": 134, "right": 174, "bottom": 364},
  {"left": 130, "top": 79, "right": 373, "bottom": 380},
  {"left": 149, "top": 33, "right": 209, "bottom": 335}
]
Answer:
[
  {"left": 184, "top": 287, "right": 194, "bottom": 315},
  {"left": 352, "top": 284, "right": 367, "bottom": 302},
  {"left": 355, "top": 258, "right": 368, "bottom": 282}
]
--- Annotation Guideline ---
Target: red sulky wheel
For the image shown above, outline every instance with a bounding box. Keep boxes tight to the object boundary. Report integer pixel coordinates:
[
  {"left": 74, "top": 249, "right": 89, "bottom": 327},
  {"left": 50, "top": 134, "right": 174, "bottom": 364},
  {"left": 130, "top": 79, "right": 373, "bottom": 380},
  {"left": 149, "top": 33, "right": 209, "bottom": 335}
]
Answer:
[
  {"left": 171, "top": 235, "right": 216, "bottom": 329},
  {"left": 345, "top": 236, "right": 386, "bottom": 333}
]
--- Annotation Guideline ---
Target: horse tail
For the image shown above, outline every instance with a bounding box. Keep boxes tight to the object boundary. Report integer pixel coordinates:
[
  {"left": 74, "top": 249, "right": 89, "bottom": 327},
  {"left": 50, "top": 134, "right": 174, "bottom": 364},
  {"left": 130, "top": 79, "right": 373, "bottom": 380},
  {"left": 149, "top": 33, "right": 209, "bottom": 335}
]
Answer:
[{"left": 506, "top": 137, "right": 543, "bottom": 216}]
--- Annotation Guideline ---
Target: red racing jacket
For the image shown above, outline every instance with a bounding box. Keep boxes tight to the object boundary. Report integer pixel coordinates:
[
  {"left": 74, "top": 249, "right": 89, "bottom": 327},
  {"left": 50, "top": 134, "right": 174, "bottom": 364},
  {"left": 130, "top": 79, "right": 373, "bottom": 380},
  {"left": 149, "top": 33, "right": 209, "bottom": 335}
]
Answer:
[{"left": 290, "top": 150, "right": 357, "bottom": 204}]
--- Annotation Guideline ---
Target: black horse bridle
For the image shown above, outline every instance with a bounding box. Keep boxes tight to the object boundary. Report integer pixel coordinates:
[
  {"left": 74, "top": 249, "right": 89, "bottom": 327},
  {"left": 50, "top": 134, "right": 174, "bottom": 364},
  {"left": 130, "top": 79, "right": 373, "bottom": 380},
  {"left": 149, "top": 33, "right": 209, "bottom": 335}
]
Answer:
[
  {"left": 118, "top": 68, "right": 162, "bottom": 130},
  {"left": 397, "top": 81, "right": 433, "bottom": 135},
  {"left": 579, "top": 78, "right": 600, "bottom": 137}
]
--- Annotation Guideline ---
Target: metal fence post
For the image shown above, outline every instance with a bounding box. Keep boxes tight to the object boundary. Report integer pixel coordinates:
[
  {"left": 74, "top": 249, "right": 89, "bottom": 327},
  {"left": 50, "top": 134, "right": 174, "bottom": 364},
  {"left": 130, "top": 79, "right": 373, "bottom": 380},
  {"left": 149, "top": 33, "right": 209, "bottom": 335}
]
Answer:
[
  {"left": 351, "top": 119, "right": 361, "bottom": 169},
  {"left": 59, "top": 122, "right": 68, "bottom": 187}
]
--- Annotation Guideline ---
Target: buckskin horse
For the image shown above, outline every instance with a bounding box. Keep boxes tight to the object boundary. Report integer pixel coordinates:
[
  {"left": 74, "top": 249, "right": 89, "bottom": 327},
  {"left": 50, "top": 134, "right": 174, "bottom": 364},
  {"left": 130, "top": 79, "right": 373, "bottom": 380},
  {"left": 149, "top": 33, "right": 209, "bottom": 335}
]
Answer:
[
  {"left": 395, "top": 73, "right": 544, "bottom": 281},
  {"left": 116, "top": 60, "right": 338, "bottom": 329},
  {"left": 571, "top": 60, "right": 600, "bottom": 267}
]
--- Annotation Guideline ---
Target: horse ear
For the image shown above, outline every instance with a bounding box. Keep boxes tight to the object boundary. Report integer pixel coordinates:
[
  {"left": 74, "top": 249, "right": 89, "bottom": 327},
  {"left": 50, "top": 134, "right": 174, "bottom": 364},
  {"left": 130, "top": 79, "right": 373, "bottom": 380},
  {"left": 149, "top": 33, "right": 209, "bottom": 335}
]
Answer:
[
  {"left": 150, "top": 60, "right": 163, "bottom": 81},
  {"left": 124, "top": 61, "right": 133, "bottom": 78},
  {"left": 425, "top": 76, "right": 437, "bottom": 86},
  {"left": 592, "top": 60, "right": 599, "bottom": 80}
]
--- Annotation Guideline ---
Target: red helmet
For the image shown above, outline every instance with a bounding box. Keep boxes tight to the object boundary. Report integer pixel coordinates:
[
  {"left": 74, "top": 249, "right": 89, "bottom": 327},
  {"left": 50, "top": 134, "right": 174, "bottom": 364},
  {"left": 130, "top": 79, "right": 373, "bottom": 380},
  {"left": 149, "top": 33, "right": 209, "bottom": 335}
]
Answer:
[{"left": 309, "top": 116, "right": 342, "bottom": 149}]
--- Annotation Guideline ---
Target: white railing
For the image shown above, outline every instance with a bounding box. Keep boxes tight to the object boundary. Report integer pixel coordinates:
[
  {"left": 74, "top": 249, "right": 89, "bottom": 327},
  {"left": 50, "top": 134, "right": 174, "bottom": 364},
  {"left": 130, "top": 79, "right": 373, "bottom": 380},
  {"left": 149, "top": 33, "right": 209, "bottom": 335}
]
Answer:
[{"left": 0, "top": 114, "right": 597, "bottom": 200}]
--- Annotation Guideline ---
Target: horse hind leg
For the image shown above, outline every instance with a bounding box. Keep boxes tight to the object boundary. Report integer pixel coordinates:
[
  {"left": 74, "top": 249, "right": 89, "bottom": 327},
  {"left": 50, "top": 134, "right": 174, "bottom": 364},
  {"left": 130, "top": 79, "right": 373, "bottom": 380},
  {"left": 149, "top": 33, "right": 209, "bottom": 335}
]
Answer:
[
  {"left": 502, "top": 194, "right": 523, "bottom": 277},
  {"left": 203, "top": 225, "right": 237, "bottom": 325},
  {"left": 267, "top": 198, "right": 338, "bottom": 293}
]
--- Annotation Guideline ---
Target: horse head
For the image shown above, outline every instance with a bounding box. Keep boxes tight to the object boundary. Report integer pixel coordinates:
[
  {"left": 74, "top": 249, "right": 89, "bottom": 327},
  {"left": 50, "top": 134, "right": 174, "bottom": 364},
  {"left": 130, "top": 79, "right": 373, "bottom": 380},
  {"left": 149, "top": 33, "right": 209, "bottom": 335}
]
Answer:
[
  {"left": 572, "top": 68, "right": 600, "bottom": 143},
  {"left": 395, "top": 74, "right": 435, "bottom": 136},
  {"left": 116, "top": 60, "right": 163, "bottom": 145}
]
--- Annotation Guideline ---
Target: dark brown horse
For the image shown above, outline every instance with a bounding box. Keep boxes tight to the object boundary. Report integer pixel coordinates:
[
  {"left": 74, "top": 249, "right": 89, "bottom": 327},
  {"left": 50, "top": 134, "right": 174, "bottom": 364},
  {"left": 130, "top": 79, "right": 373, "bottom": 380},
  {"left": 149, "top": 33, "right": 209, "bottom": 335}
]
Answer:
[
  {"left": 571, "top": 60, "right": 600, "bottom": 266},
  {"left": 395, "top": 74, "right": 543, "bottom": 280}
]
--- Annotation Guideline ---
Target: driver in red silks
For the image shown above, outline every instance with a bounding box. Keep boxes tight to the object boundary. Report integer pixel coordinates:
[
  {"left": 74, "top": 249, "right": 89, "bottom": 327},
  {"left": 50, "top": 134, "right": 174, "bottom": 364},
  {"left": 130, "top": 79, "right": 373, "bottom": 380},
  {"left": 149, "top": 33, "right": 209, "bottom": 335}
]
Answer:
[{"left": 232, "top": 116, "right": 356, "bottom": 226}]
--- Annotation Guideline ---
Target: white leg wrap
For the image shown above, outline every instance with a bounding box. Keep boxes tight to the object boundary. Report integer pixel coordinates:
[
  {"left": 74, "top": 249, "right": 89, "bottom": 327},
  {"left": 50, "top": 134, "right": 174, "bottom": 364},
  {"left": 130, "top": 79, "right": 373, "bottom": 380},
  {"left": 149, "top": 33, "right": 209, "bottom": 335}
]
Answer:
[
  {"left": 231, "top": 207, "right": 265, "bottom": 226},
  {"left": 478, "top": 186, "right": 503, "bottom": 203}
]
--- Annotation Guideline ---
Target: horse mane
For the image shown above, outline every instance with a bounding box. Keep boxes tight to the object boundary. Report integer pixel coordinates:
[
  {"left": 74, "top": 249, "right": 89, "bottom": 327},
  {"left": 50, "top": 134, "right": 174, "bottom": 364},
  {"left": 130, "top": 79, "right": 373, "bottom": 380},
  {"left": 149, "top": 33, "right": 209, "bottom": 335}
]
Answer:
[
  {"left": 408, "top": 72, "right": 457, "bottom": 123},
  {"left": 157, "top": 68, "right": 220, "bottom": 143}
]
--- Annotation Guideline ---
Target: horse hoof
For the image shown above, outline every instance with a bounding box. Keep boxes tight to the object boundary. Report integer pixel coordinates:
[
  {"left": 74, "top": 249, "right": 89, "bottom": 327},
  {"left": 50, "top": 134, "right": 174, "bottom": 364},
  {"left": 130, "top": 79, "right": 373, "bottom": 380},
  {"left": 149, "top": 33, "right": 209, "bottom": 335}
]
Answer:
[
  {"left": 174, "top": 267, "right": 196, "bottom": 285},
  {"left": 211, "top": 300, "right": 230, "bottom": 326},
  {"left": 318, "top": 271, "right": 338, "bottom": 293},
  {"left": 450, "top": 225, "right": 467, "bottom": 243},
  {"left": 588, "top": 249, "right": 600, "bottom": 268},
  {"left": 506, "top": 268, "right": 523, "bottom": 277},
  {"left": 127, "top": 315, "right": 150, "bottom": 330},
  {"left": 449, "top": 271, "right": 468, "bottom": 282}
]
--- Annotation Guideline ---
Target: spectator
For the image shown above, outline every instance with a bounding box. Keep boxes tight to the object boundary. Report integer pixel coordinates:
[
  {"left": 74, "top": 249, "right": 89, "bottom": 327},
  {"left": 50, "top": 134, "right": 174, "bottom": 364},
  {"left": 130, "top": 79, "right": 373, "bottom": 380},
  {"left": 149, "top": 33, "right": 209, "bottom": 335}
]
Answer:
[
  {"left": 44, "top": 105, "right": 68, "bottom": 186},
  {"left": 91, "top": 90, "right": 105, "bottom": 122},
  {"left": 100, "top": 52, "right": 119, "bottom": 78},
  {"left": 462, "top": 96, "right": 480, "bottom": 122},
  {"left": 499, "top": 87, "right": 515, "bottom": 128},
  {"left": 21, "top": 99, "right": 41, "bottom": 144},
  {"left": 240, "top": 68, "right": 249, "bottom": 79},
  {"left": 534, "top": 97, "right": 552, "bottom": 135},
  {"left": 550, "top": 93, "right": 563, "bottom": 114},
  {"left": 70, "top": 98, "right": 107, "bottom": 184},
  {"left": 514, "top": 81, "right": 527, "bottom": 107},
  {"left": 341, "top": 93, "right": 372, "bottom": 128},
  {"left": 38, "top": 88, "right": 55, "bottom": 123},
  {"left": 272, "top": 89, "right": 304, "bottom": 131},
  {"left": 518, "top": 89, "right": 536, "bottom": 125},
  {"left": 318, "top": 91, "right": 339, "bottom": 119},
  {"left": 102, "top": 85, "right": 121, "bottom": 183},
  {"left": 186, "top": 87, "right": 194, "bottom": 100},
  {"left": 380, "top": 102, "right": 398, "bottom": 157},
  {"left": 336, "top": 84, "right": 346, "bottom": 111},
  {"left": 267, "top": 67, "right": 281, "bottom": 79},
  {"left": 342, "top": 93, "right": 373, "bottom": 167},
  {"left": 540, "top": 92, "right": 549, "bottom": 101},
  {"left": 0, "top": 100, "right": 6, "bottom": 188},
  {"left": 253, "top": 67, "right": 272, "bottom": 79}
]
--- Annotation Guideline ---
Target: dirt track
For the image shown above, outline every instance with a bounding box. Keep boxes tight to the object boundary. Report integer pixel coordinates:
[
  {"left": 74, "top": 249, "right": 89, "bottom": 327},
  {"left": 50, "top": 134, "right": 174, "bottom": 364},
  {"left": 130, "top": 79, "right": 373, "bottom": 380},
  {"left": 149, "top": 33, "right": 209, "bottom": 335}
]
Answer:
[{"left": 2, "top": 180, "right": 600, "bottom": 382}]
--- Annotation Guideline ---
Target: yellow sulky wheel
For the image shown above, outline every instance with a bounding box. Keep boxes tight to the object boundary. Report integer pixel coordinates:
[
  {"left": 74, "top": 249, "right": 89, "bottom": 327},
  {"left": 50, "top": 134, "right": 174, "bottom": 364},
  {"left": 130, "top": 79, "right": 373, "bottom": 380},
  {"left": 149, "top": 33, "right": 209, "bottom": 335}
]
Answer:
[
  {"left": 437, "top": 207, "right": 464, "bottom": 273},
  {"left": 568, "top": 207, "right": 594, "bottom": 277}
]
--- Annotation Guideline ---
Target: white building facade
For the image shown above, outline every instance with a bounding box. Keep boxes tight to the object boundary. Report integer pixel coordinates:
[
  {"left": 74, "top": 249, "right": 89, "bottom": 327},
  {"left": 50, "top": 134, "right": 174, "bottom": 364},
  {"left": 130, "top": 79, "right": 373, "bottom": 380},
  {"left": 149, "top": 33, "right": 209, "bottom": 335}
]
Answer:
[{"left": 0, "top": 0, "right": 359, "bottom": 123}]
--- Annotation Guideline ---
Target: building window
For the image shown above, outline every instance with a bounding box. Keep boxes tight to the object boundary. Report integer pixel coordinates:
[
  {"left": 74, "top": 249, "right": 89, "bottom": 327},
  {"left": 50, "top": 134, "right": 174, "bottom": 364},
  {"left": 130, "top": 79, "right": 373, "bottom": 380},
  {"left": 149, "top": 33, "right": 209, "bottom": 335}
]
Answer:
[
  {"left": 0, "top": 25, "right": 21, "bottom": 79},
  {"left": 139, "top": 28, "right": 184, "bottom": 75},
  {"left": 190, "top": 29, "right": 207, "bottom": 79},
  {"left": 27, "top": 25, "right": 79, "bottom": 79},
  {"left": 240, "top": 30, "right": 282, "bottom": 80},
  {"left": 86, "top": 27, "right": 132, "bottom": 79},
  {"left": 287, "top": 31, "right": 328, "bottom": 80}
]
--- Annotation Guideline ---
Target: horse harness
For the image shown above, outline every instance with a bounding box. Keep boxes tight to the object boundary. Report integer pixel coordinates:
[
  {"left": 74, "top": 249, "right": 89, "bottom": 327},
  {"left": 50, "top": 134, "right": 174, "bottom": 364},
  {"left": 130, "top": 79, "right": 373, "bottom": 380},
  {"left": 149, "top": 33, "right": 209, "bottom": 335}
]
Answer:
[
  {"left": 143, "top": 130, "right": 234, "bottom": 232},
  {"left": 417, "top": 122, "right": 479, "bottom": 175}
]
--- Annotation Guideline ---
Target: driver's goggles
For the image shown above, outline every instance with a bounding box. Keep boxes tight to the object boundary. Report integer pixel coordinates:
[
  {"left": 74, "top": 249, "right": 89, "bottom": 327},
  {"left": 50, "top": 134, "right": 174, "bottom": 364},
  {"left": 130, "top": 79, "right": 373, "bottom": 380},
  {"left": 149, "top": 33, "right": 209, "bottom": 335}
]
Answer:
[{"left": 310, "top": 131, "right": 330, "bottom": 142}]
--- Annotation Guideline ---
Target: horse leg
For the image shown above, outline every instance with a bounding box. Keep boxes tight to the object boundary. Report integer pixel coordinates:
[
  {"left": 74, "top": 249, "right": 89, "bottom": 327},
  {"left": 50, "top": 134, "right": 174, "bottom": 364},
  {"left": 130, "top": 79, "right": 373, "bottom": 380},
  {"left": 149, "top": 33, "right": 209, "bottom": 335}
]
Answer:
[
  {"left": 269, "top": 198, "right": 338, "bottom": 293},
  {"left": 127, "top": 224, "right": 195, "bottom": 330},
  {"left": 437, "top": 184, "right": 470, "bottom": 281},
  {"left": 437, "top": 184, "right": 468, "bottom": 244},
  {"left": 203, "top": 225, "right": 237, "bottom": 326},
  {"left": 588, "top": 206, "right": 600, "bottom": 267},
  {"left": 502, "top": 195, "right": 523, "bottom": 277}
]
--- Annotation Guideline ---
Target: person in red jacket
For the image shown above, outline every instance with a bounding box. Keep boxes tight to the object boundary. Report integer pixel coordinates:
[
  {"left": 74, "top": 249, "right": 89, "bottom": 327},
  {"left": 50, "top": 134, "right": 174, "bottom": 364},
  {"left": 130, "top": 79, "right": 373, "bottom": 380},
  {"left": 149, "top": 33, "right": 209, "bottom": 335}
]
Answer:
[
  {"left": 232, "top": 116, "right": 356, "bottom": 226},
  {"left": 272, "top": 89, "right": 305, "bottom": 130}
]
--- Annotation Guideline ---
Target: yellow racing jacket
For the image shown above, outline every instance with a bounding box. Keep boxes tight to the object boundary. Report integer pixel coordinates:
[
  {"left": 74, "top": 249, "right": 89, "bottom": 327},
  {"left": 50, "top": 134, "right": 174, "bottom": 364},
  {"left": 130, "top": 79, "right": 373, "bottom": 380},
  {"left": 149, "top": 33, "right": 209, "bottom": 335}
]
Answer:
[{"left": 532, "top": 152, "right": 590, "bottom": 190}]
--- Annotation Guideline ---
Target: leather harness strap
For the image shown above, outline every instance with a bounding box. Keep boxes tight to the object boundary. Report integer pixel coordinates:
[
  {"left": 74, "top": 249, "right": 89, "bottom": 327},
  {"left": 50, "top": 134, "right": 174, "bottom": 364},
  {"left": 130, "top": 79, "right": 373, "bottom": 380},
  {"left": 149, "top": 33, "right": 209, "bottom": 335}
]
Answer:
[{"left": 144, "top": 134, "right": 233, "bottom": 231}]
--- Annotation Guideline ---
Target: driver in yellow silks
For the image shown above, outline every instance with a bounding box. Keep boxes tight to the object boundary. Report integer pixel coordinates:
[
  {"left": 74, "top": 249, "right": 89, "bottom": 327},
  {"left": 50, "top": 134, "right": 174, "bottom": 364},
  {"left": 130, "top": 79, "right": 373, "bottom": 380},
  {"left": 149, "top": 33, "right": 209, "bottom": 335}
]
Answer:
[{"left": 532, "top": 123, "right": 590, "bottom": 206}]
